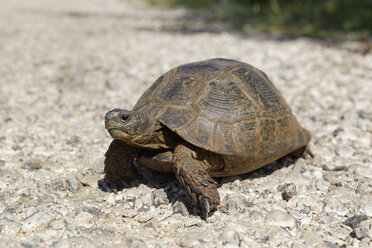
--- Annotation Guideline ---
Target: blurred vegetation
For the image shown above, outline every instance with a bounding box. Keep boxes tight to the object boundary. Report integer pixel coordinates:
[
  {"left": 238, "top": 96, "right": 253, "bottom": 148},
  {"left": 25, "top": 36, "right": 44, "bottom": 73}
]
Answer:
[{"left": 143, "top": 0, "right": 371, "bottom": 40}]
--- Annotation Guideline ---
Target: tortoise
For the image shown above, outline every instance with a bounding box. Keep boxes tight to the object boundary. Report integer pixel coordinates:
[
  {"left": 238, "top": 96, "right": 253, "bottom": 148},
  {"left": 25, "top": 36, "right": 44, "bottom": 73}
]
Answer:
[{"left": 104, "top": 58, "right": 311, "bottom": 219}]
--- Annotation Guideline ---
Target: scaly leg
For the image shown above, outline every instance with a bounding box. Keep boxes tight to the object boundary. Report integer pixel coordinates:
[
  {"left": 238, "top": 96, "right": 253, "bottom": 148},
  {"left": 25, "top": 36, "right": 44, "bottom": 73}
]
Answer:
[
  {"left": 173, "top": 143, "right": 220, "bottom": 220},
  {"left": 104, "top": 139, "right": 140, "bottom": 192},
  {"left": 289, "top": 145, "right": 314, "bottom": 159}
]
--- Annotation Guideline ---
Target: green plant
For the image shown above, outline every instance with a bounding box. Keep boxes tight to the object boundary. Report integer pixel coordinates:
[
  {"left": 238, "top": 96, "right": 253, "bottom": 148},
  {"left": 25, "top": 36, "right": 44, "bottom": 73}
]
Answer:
[{"left": 143, "top": 0, "right": 372, "bottom": 40}]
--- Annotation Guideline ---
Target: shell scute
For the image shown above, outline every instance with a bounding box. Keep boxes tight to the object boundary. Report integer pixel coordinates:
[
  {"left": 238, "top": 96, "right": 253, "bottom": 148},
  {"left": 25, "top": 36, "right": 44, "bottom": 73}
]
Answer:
[
  {"left": 176, "top": 116, "right": 215, "bottom": 148},
  {"left": 158, "top": 107, "right": 196, "bottom": 130},
  {"left": 232, "top": 120, "right": 258, "bottom": 154},
  {"left": 197, "top": 79, "right": 256, "bottom": 124},
  {"left": 157, "top": 76, "right": 203, "bottom": 106},
  {"left": 214, "top": 124, "right": 237, "bottom": 154},
  {"left": 232, "top": 67, "right": 287, "bottom": 114}
]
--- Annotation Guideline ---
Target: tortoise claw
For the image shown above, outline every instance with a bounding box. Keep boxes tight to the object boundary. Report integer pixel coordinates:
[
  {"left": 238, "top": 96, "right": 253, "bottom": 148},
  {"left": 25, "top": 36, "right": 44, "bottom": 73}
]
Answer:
[
  {"left": 307, "top": 149, "right": 314, "bottom": 158},
  {"left": 202, "top": 198, "right": 210, "bottom": 220},
  {"left": 105, "top": 177, "right": 131, "bottom": 193},
  {"left": 110, "top": 181, "right": 119, "bottom": 193},
  {"left": 191, "top": 193, "right": 197, "bottom": 203}
]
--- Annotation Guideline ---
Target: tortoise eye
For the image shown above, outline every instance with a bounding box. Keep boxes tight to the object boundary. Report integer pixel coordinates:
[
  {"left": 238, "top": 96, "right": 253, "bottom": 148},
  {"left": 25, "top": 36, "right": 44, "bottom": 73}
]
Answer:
[{"left": 121, "top": 114, "right": 130, "bottom": 122}]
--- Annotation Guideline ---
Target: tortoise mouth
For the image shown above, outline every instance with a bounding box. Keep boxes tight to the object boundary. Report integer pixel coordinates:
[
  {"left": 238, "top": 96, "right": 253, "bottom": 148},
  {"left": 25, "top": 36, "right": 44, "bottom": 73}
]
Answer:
[{"left": 108, "top": 128, "right": 127, "bottom": 139}]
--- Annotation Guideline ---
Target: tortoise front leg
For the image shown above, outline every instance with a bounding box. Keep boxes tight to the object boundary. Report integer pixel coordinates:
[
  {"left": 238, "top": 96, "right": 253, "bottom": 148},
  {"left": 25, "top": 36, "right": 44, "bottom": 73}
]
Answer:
[
  {"left": 173, "top": 143, "right": 220, "bottom": 220},
  {"left": 104, "top": 139, "right": 140, "bottom": 192}
]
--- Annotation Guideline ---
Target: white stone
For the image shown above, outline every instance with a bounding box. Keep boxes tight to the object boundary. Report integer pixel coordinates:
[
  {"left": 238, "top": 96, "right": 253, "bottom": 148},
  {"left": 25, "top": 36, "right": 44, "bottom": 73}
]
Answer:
[
  {"left": 356, "top": 219, "right": 372, "bottom": 239},
  {"left": 49, "top": 219, "right": 66, "bottom": 230},
  {"left": 330, "top": 226, "right": 352, "bottom": 240},
  {"left": 218, "top": 228, "right": 240, "bottom": 246},
  {"left": 323, "top": 197, "right": 349, "bottom": 216},
  {"left": 354, "top": 166, "right": 372, "bottom": 179},
  {"left": 185, "top": 218, "right": 201, "bottom": 227},
  {"left": 0, "top": 218, "right": 21, "bottom": 236},
  {"left": 311, "top": 170, "right": 323, "bottom": 179},
  {"left": 106, "top": 194, "right": 116, "bottom": 206},
  {"left": 335, "top": 145, "right": 355, "bottom": 157},
  {"left": 0, "top": 180, "right": 7, "bottom": 191},
  {"left": 158, "top": 214, "right": 184, "bottom": 226},
  {"left": 79, "top": 175, "right": 100, "bottom": 188},
  {"left": 53, "top": 237, "right": 97, "bottom": 248},
  {"left": 364, "top": 204, "right": 372, "bottom": 217},
  {"left": 135, "top": 212, "right": 153, "bottom": 223},
  {"left": 264, "top": 209, "right": 296, "bottom": 228},
  {"left": 22, "top": 211, "right": 55, "bottom": 233},
  {"left": 73, "top": 212, "right": 95, "bottom": 228},
  {"left": 181, "top": 231, "right": 212, "bottom": 247},
  {"left": 122, "top": 209, "right": 137, "bottom": 218}
]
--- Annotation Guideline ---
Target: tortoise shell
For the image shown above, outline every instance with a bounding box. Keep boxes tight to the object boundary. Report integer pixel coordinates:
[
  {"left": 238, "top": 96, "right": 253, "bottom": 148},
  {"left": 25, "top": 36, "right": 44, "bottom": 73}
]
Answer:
[{"left": 133, "top": 58, "right": 308, "bottom": 156}]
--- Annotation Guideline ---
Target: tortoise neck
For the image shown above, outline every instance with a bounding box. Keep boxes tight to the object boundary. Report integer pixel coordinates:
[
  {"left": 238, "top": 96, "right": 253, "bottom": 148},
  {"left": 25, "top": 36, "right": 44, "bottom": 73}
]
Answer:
[{"left": 141, "top": 124, "right": 179, "bottom": 149}]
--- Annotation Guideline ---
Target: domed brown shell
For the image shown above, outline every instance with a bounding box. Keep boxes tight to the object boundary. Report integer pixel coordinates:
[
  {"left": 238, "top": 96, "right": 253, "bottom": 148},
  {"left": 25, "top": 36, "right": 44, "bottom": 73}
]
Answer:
[{"left": 134, "top": 58, "right": 309, "bottom": 156}]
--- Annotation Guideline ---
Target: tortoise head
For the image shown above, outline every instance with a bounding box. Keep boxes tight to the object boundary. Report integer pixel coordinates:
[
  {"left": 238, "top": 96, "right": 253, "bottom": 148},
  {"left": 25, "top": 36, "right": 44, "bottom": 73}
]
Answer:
[{"left": 105, "top": 108, "right": 167, "bottom": 149}]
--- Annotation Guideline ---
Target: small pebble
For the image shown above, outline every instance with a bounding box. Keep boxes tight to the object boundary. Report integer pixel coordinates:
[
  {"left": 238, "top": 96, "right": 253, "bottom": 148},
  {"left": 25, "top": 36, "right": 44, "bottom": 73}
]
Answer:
[
  {"left": 352, "top": 219, "right": 372, "bottom": 240},
  {"left": 153, "top": 189, "right": 169, "bottom": 207},
  {"left": 335, "top": 145, "right": 354, "bottom": 157},
  {"left": 364, "top": 205, "right": 372, "bottom": 216},
  {"left": 249, "top": 210, "right": 264, "bottom": 223},
  {"left": 52, "top": 237, "right": 97, "bottom": 248},
  {"left": 278, "top": 183, "right": 297, "bottom": 201},
  {"left": 134, "top": 192, "right": 153, "bottom": 212},
  {"left": 221, "top": 195, "right": 242, "bottom": 214},
  {"left": 126, "top": 237, "right": 148, "bottom": 248},
  {"left": 0, "top": 235, "right": 23, "bottom": 248},
  {"left": 353, "top": 166, "right": 372, "bottom": 179},
  {"left": 158, "top": 214, "right": 184, "bottom": 226},
  {"left": 22, "top": 158, "right": 42, "bottom": 171},
  {"left": 293, "top": 230, "right": 325, "bottom": 247},
  {"left": 323, "top": 197, "right": 349, "bottom": 216},
  {"left": 318, "top": 214, "right": 339, "bottom": 226},
  {"left": 218, "top": 228, "right": 241, "bottom": 246},
  {"left": 135, "top": 212, "right": 153, "bottom": 223},
  {"left": 264, "top": 209, "right": 296, "bottom": 228},
  {"left": 49, "top": 219, "right": 66, "bottom": 230},
  {"left": 342, "top": 215, "right": 368, "bottom": 228},
  {"left": 0, "top": 218, "right": 21, "bottom": 236},
  {"left": 252, "top": 225, "right": 289, "bottom": 246},
  {"left": 22, "top": 211, "right": 56, "bottom": 233},
  {"left": 357, "top": 110, "right": 372, "bottom": 121},
  {"left": 80, "top": 175, "right": 100, "bottom": 188},
  {"left": 78, "top": 207, "right": 102, "bottom": 216},
  {"left": 73, "top": 212, "right": 95, "bottom": 228},
  {"left": 181, "top": 231, "right": 212, "bottom": 246},
  {"left": 184, "top": 218, "right": 201, "bottom": 227},
  {"left": 354, "top": 225, "right": 369, "bottom": 240},
  {"left": 52, "top": 176, "right": 81, "bottom": 193},
  {"left": 172, "top": 201, "right": 189, "bottom": 216},
  {"left": 122, "top": 208, "right": 137, "bottom": 218},
  {"left": 106, "top": 194, "right": 116, "bottom": 206},
  {"left": 329, "top": 226, "right": 352, "bottom": 240}
]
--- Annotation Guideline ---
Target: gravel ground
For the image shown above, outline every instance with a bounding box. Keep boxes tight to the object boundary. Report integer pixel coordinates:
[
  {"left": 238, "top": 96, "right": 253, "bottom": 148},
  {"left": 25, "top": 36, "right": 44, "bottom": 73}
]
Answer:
[{"left": 1, "top": 0, "right": 371, "bottom": 247}]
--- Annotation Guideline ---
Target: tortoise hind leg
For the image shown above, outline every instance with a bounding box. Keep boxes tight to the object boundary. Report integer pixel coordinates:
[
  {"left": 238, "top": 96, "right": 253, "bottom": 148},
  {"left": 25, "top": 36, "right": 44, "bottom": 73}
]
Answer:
[
  {"left": 289, "top": 145, "right": 314, "bottom": 159},
  {"left": 173, "top": 143, "right": 220, "bottom": 220},
  {"left": 104, "top": 139, "right": 140, "bottom": 192}
]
